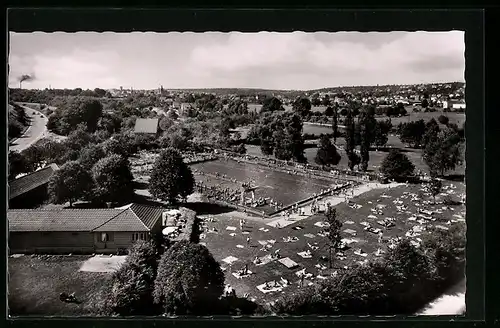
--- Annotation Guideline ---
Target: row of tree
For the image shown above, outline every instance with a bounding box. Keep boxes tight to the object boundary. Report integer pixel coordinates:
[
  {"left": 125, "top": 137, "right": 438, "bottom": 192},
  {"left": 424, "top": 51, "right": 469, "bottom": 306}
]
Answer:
[
  {"left": 8, "top": 103, "right": 29, "bottom": 140},
  {"left": 247, "top": 112, "right": 306, "bottom": 162},
  {"left": 397, "top": 118, "right": 464, "bottom": 177},
  {"left": 103, "top": 239, "right": 257, "bottom": 316},
  {"left": 343, "top": 107, "right": 393, "bottom": 171}
]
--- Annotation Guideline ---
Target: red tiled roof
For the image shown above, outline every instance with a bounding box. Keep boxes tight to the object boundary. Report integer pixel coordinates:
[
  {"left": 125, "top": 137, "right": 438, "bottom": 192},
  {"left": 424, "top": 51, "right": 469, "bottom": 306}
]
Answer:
[
  {"left": 134, "top": 118, "right": 159, "bottom": 134},
  {"left": 9, "top": 164, "right": 59, "bottom": 200},
  {"left": 8, "top": 203, "right": 167, "bottom": 233}
]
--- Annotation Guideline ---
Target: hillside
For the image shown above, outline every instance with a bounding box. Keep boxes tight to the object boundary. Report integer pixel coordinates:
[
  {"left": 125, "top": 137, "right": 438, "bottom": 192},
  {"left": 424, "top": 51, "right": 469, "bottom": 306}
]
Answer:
[{"left": 8, "top": 103, "right": 30, "bottom": 141}]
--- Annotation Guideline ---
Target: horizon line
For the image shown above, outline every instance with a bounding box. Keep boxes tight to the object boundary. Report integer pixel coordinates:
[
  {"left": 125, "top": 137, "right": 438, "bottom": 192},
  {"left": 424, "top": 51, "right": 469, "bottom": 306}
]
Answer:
[{"left": 9, "top": 81, "right": 465, "bottom": 92}]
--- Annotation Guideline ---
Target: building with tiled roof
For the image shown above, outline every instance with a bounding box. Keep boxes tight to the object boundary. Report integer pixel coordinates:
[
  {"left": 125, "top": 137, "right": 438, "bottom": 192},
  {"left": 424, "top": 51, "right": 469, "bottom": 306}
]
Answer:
[
  {"left": 134, "top": 118, "right": 159, "bottom": 136},
  {"left": 9, "top": 163, "right": 59, "bottom": 209},
  {"left": 8, "top": 203, "right": 171, "bottom": 254}
]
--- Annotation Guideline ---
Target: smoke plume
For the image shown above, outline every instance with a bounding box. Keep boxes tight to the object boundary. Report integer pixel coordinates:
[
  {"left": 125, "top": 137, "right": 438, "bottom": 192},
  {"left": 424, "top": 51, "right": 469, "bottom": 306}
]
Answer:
[{"left": 18, "top": 74, "right": 35, "bottom": 83}]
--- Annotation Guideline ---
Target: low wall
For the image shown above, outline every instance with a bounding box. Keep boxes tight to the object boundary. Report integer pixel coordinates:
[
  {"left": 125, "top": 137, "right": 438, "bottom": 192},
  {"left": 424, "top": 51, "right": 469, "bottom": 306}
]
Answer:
[{"left": 204, "top": 198, "right": 269, "bottom": 218}]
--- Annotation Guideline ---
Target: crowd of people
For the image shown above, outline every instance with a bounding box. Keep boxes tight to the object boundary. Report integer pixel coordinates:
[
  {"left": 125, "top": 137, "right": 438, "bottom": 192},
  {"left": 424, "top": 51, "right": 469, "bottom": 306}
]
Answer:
[{"left": 195, "top": 181, "right": 241, "bottom": 204}]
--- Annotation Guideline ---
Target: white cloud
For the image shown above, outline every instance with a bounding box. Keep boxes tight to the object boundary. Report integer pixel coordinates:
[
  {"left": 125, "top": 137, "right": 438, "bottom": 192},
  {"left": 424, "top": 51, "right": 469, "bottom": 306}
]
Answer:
[
  {"left": 9, "top": 48, "right": 120, "bottom": 89},
  {"left": 189, "top": 31, "right": 464, "bottom": 77},
  {"left": 8, "top": 31, "right": 465, "bottom": 90}
]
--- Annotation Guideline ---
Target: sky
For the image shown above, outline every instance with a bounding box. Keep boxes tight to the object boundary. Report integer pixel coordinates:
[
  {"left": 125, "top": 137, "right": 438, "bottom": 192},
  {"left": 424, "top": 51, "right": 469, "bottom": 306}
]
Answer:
[{"left": 8, "top": 31, "right": 465, "bottom": 91}]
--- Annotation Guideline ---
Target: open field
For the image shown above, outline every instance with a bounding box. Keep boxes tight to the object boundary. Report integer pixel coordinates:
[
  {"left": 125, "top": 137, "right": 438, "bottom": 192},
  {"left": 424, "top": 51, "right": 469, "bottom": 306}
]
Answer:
[
  {"left": 201, "top": 181, "right": 465, "bottom": 305},
  {"left": 8, "top": 255, "right": 112, "bottom": 316}
]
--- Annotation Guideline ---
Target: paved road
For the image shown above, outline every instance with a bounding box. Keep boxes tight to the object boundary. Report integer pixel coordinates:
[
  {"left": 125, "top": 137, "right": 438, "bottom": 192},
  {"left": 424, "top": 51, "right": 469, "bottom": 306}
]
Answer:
[{"left": 9, "top": 104, "right": 48, "bottom": 153}]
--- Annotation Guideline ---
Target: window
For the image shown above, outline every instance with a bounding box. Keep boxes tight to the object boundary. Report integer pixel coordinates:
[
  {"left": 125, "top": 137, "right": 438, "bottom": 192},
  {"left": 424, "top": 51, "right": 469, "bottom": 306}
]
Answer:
[{"left": 140, "top": 233, "right": 144, "bottom": 240}]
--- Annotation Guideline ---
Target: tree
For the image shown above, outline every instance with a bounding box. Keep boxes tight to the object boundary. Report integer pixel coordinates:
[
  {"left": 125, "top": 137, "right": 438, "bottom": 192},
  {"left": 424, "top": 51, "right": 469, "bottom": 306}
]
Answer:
[
  {"left": 283, "top": 113, "right": 307, "bottom": 163},
  {"left": 159, "top": 116, "right": 175, "bottom": 132},
  {"left": 292, "top": 97, "right": 312, "bottom": 118},
  {"left": 384, "top": 239, "right": 437, "bottom": 309},
  {"left": 421, "top": 223, "right": 466, "bottom": 289},
  {"left": 359, "top": 116, "right": 371, "bottom": 172},
  {"left": 22, "top": 144, "right": 44, "bottom": 172},
  {"left": 8, "top": 151, "right": 29, "bottom": 180},
  {"left": 315, "top": 134, "right": 341, "bottom": 167},
  {"left": 421, "top": 98, "right": 429, "bottom": 109},
  {"left": 398, "top": 120, "right": 426, "bottom": 148},
  {"left": 65, "top": 125, "right": 95, "bottom": 151},
  {"left": 423, "top": 128, "right": 462, "bottom": 177},
  {"left": 347, "top": 152, "right": 361, "bottom": 171},
  {"left": 422, "top": 118, "right": 440, "bottom": 149},
  {"left": 167, "top": 109, "right": 179, "bottom": 120},
  {"left": 261, "top": 97, "right": 284, "bottom": 112},
  {"left": 98, "top": 113, "right": 122, "bottom": 134},
  {"left": 149, "top": 148, "right": 195, "bottom": 204},
  {"left": 372, "top": 119, "right": 392, "bottom": 149},
  {"left": 331, "top": 106, "right": 339, "bottom": 144},
  {"left": 379, "top": 149, "right": 415, "bottom": 181},
  {"left": 106, "top": 241, "right": 161, "bottom": 316},
  {"left": 273, "top": 129, "right": 294, "bottom": 161},
  {"left": 325, "top": 207, "right": 342, "bottom": 268},
  {"left": 79, "top": 143, "right": 106, "bottom": 170},
  {"left": 322, "top": 95, "right": 331, "bottom": 106},
  {"left": 428, "top": 178, "right": 442, "bottom": 204},
  {"left": 102, "top": 138, "right": 130, "bottom": 157},
  {"left": 8, "top": 120, "right": 23, "bottom": 139},
  {"left": 344, "top": 110, "right": 356, "bottom": 157},
  {"left": 48, "top": 161, "right": 93, "bottom": 207},
  {"left": 437, "top": 115, "right": 449, "bottom": 125},
  {"left": 153, "top": 241, "right": 225, "bottom": 315},
  {"left": 160, "top": 126, "right": 191, "bottom": 151},
  {"left": 324, "top": 106, "right": 334, "bottom": 117},
  {"left": 92, "top": 154, "right": 134, "bottom": 204}
]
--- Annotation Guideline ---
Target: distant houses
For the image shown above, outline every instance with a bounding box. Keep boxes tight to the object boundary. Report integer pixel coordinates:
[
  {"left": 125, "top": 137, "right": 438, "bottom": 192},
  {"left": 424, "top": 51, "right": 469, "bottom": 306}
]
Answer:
[
  {"left": 8, "top": 164, "right": 59, "bottom": 209},
  {"left": 442, "top": 100, "right": 466, "bottom": 111},
  {"left": 134, "top": 118, "right": 160, "bottom": 137},
  {"left": 8, "top": 204, "right": 197, "bottom": 254}
]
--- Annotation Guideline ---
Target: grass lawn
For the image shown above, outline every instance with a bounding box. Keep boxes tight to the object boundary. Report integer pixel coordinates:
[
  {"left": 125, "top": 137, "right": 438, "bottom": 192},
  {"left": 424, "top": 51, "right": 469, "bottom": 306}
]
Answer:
[
  {"left": 377, "top": 112, "right": 466, "bottom": 127},
  {"left": 201, "top": 181, "right": 466, "bottom": 305},
  {"left": 8, "top": 255, "right": 112, "bottom": 316}
]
